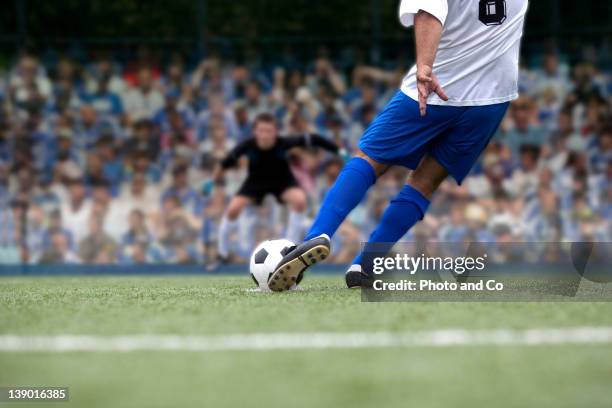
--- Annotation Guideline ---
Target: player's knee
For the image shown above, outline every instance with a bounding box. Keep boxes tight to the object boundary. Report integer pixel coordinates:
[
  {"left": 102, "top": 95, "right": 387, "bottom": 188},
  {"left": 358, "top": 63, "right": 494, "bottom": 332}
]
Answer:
[
  {"left": 226, "top": 205, "right": 242, "bottom": 220},
  {"left": 407, "top": 158, "right": 448, "bottom": 198},
  {"left": 226, "top": 210, "right": 239, "bottom": 220},
  {"left": 355, "top": 150, "right": 388, "bottom": 177},
  {"left": 289, "top": 194, "right": 307, "bottom": 213}
]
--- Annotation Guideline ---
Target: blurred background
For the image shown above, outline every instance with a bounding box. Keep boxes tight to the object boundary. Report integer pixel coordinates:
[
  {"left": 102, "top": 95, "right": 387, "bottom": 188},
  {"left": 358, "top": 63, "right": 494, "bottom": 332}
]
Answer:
[{"left": 0, "top": 0, "right": 610, "bottom": 266}]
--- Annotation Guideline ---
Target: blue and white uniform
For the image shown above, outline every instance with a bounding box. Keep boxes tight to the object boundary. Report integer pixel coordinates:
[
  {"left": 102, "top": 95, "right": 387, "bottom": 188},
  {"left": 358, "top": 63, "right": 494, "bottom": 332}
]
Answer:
[{"left": 360, "top": 0, "right": 528, "bottom": 183}]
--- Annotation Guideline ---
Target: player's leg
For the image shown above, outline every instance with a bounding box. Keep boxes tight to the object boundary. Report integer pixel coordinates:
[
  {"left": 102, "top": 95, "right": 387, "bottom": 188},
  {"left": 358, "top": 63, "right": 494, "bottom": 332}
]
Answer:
[
  {"left": 346, "top": 155, "right": 448, "bottom": 287},
  {"left": 304, "top": 151, "right": 389, "bottom": 241},
  {"left": 280, "top": 187, "right": 308, "bottom": 243},
  {"left": 268, "top": 91, "right": 453, "bottom": 291},
  {"left": 347, "top": 101, "right": 510, "bottom": 287},
  {"left": 267, "top": 153, "right": 388, "bottom": 291},
  {"left": 217, "top": 195, "right": 253, "bottom": 260},
  {"left": 303, "top": 91, "right": 457, "bottom": 245}
]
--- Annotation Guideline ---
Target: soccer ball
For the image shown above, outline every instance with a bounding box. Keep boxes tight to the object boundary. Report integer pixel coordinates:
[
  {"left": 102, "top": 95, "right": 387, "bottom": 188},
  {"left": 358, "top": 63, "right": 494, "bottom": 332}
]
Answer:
[{"left": 249, "top": 239, "right": 297, "bottom": 291}]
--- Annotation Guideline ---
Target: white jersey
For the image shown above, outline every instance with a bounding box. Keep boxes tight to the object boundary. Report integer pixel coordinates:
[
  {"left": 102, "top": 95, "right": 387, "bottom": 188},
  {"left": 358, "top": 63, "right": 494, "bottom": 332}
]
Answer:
[{"left": 399, "top": 0, "right": 528, "bottom": 106}]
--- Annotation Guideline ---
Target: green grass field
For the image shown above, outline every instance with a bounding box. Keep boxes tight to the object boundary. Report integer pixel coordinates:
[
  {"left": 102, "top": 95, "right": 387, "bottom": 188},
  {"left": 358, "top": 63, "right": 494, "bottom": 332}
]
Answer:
[{"left": 1, "top": 275, "right": 612, "bottom": 408}]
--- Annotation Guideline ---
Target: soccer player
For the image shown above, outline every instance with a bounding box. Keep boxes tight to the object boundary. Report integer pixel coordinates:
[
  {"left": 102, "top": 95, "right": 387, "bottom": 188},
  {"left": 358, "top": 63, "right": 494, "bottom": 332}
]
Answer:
[
  {"left": 268, "top": 0, "right": 529, "bottom": 291},
  {"left": 214, "top": 113, "right": 339, "bottom": 262}
]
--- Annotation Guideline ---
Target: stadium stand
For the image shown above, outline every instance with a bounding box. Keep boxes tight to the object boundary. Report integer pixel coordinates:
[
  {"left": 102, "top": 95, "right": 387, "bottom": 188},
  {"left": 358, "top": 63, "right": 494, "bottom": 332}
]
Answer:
[{"left": 0, "top": 50, "right": 610, "bottom": 265}]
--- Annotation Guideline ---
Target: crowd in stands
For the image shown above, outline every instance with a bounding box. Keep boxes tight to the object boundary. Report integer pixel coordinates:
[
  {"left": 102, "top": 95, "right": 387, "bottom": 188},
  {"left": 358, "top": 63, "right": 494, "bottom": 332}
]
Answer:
[{"left": 0, "top": 49, "right": 610, "bottom": 265}]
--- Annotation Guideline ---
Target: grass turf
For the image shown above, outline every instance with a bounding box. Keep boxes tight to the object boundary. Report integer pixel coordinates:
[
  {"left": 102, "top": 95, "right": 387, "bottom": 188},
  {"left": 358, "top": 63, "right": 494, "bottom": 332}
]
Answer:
[{"left": 1, "top": 275, "right": 612, "bottom": 408}]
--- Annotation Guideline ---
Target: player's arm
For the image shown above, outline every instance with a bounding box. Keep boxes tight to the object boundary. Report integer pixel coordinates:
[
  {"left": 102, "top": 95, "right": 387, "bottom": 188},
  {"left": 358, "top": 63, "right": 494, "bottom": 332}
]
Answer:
[
  {"left": 284, "top": 134, "right": 340, "bottom": 154},
  {"left": 215, "top": 140, "right": 252, "bottom": 180},
  {"left": 399, "top": 0, "right": 449, "bottom": 116},
  {"left": 414, "top": 10, "right": 448, "bottom": 116}
]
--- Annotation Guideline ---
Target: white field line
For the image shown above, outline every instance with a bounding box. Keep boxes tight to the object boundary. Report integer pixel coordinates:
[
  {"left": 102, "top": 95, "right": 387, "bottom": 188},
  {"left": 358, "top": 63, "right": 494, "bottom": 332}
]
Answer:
[{"left": 1, "top": 327, "right": 612, "bottom": 352}]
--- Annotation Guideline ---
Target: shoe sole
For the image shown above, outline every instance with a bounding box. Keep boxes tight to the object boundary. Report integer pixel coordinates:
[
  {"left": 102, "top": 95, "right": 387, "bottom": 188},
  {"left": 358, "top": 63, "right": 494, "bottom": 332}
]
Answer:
[{"left": 268, "top": 244, "right": 330, "bottom": 292}]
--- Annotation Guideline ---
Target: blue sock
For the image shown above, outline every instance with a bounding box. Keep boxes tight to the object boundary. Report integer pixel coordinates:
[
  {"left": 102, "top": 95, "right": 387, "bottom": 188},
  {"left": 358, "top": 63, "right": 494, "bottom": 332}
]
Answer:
[
  {"left": 352, "top": 184, "right": 430, "bottom": 267},
  {"left": 305, "top": 157, "right": 377, "bottom": 240}
]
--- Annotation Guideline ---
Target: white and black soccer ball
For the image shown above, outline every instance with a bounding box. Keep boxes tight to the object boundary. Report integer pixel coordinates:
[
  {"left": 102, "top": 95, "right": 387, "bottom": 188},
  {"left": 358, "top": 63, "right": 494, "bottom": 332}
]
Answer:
[{"left": 249, "top": 239, "right": 297, "bottom": 291}]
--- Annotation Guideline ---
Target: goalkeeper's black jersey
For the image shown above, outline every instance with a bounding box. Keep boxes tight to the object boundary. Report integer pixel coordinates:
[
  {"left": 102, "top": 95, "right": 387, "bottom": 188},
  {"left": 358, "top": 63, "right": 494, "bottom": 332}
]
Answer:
[{"left": 220, "top": 134, "right": 338, "bottom": 188}]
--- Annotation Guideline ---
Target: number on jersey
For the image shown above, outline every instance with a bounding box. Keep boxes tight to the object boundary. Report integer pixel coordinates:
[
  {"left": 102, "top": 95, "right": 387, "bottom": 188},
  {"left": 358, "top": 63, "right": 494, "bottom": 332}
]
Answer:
[{"left": 479, "top": 0, "right": 507, "bottom": 26}]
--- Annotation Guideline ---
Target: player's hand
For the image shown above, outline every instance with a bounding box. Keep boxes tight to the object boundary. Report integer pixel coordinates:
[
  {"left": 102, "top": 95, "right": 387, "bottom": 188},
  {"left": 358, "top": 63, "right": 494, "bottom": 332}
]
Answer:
[
  {"left": 416, "top": 65, "right": 448, "bottom": 116},
  {"left": 211, "top": 166, "right": 224, "bottom": 183}
]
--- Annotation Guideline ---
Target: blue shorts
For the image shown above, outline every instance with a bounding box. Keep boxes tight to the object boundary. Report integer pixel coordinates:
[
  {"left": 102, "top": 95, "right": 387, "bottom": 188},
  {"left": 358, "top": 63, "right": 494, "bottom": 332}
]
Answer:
[{"left": 359, "top": 91, "right": 509, "bottom": 184}]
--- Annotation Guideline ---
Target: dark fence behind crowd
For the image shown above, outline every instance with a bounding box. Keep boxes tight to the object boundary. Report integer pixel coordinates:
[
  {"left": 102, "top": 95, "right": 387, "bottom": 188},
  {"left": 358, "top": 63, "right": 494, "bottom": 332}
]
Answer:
[{"left": 0, "top": 0, "right": 611, "bottom": 68}]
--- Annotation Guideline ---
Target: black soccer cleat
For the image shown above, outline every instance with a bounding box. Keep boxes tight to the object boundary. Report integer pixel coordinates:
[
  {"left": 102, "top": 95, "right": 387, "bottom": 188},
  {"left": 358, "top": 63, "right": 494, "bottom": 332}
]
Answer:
[
  {"left": 267, "top": 235, "right": 330, "bottom": 292},
  {"left": 345, "top": 265, "right": 374, "bottom": 289},
  {"left": 206, "top": 254, "right": 230, "bottom": 272}
]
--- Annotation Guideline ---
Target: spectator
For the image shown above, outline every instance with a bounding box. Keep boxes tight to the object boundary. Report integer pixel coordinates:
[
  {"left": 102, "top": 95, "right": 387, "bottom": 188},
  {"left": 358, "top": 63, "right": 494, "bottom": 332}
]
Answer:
[
  {"left": 121, "top": 209, "right": 153, "bottom": 247},
  {"left": 198, "top": 122, "right": 235, "bottom": 161},
  {"left": 161, "top": 165, "right": 202, "bottom": 215},
  {"left": 42, "top": 209, "right": 75, "bottom": 252},
  {"left": 123, "top": 119, "right": 160, "bottom": 162},
  {"left": 74, "top": 104, "right": 119, "bottom": 150},
  {"left": 78, "top": 215, "right": 118, "bottom": 263},
  {"left": 123, "top": 67, "right": 164, "bottom": 121},
  {"left": 118, "top": 172, "right": 160, "bottom": 214},
  {"left": 60, "top": 178, "right": 91, "bottom": 243},
  {"left": 500, "top": 97, "right": 547, "bottom": 160},
  {"left": 84, "top": 74, "right": 124, "bottom": 118},
  {"left": 85, "top": 55, "right": 125, "bottom": 96},
  {"left": 195, "top": 96, "right": 239, "bottom": 141},
  {"left": 153, "top": 195, "right": 200, "bottom": 261},
  {"left": 243, "top": 80, "right": 270, "bottom": 121},
  {"left": 39, "top": 231, "right": 80, "bottom": 264},
  {"left": 9, "top": 55, "right": 51, "bottom": 113}
]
